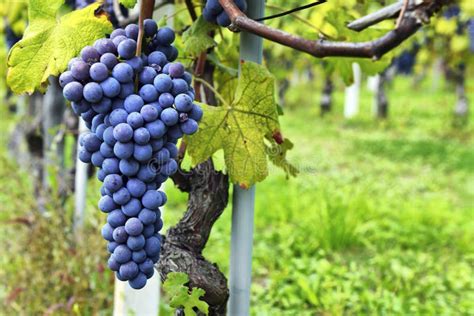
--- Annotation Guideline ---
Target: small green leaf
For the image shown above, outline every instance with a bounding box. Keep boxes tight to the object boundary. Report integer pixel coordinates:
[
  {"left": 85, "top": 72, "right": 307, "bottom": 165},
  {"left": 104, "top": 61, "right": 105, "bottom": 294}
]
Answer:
[
  {"left": 119, "top": 0, "right": 137, "bottom": 9},
  {"left": 266, "top": 136, "right": 298, "bottom": 178},
  {"left": 7, "top": 1, "right": 113, "bottom": 94},
  {"left": 157, "top": 16, "right": 168, "bottom": 28},
  {"left": 163, "top": 272, "right": 209, "bottom": 316},
  {"left": 187, "top": 61, "right": 290, "bottom": 187},
  {"left": 182, "top": 16, "right": 217, "bottom": 57}
]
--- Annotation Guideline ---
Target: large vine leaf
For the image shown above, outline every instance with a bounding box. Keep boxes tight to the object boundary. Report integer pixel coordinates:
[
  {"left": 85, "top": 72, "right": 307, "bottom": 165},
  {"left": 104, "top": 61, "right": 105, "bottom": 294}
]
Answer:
[
  {"left": 187, "top": 61, "right": 295, "bottom": 187},
  {"left": 182, "top": 16, "right": 217, "bottom": 57},
  {"left": 163, "top": 272, "right": 209, "bottom": 316},
  {"left": 7, "top": 0, "right": 113, "bottom": 94}
]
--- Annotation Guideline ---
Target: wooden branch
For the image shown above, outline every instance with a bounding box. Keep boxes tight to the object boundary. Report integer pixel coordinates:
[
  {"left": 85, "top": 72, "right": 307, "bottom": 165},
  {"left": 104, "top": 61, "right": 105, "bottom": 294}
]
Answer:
[
  {"left": 396, "top": 0, "right": 411, "bottom": 29},
  {"left": 219, "top": 0, "right": 449, "bottom": 59},
  {"left": 159, "top": 160, "right": 230, "bottom": 316},
  {"left": 347, "top": 1, "right": 403, "bottom": 32},
  {"left": 136, "top": 0, "right": 155, "bottom": 56},
  {"left": 184, "top": 0, "right": 198, "bottom": 21}
]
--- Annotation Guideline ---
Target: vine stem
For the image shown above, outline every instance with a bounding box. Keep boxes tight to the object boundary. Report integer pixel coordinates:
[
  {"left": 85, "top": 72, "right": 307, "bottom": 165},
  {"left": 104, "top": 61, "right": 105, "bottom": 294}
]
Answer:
[
  {"left": 396, "top": 0, "right": 410, "bottom": 29},
  {"left": 136, "top": 0, "right": 156, "bottom": 57},
  {"left": 219, "top": 0, "right": 449, "bottom": 59},
  {"left": 194, "top": 77, "right": 229, "bottom": 107},
  {"left": 184, "top": 0, "right": 198, "bottom": 21}
]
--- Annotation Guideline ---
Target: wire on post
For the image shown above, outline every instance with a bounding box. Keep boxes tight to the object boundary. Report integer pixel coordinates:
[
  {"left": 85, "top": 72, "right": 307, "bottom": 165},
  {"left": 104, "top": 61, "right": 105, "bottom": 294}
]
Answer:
[{"left": 255, "top": 0, "right": 326, "bottom": 22}]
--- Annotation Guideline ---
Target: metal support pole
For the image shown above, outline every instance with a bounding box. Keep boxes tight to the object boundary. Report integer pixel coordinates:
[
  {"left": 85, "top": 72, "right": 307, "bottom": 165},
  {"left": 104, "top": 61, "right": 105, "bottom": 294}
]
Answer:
[{"left": 228, "top": 1, "right": 264, "bottom": 315}]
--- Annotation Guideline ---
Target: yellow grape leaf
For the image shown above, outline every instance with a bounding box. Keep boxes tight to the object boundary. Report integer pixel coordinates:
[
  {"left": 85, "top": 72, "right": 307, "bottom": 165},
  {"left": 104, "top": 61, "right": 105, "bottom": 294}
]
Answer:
[
  {"left": 186, "top": 61, "right": 287, "bottom": 187},
  {"left": 7, "top": 0, "right": 113, "bottom": 94}
]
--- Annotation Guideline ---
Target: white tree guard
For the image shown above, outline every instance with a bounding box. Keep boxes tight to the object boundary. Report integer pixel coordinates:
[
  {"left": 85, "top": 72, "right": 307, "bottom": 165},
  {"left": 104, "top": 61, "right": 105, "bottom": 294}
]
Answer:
[
  {"left": 344, "top": 63, "right": 362, "bottom": 118},
  {"left": 368, "top": 75, "right": 381, "bottom": 115},
  {"left": 74, "top": 118, "right": 89, "bottom": 232}
]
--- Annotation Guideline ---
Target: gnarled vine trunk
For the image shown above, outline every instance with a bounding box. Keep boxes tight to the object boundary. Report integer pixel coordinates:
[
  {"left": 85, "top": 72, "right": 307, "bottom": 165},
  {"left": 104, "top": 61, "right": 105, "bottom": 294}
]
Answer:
[{"left": 158, "top": 160, "right": 230, "bottom": 315}]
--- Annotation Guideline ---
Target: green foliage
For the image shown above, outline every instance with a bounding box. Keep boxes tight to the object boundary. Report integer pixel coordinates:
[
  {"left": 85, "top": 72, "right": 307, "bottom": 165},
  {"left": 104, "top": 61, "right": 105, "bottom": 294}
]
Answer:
[
  {"left": 0, "top": 156, "right": 114, "bottom": 315},
  {"left": 0, "top": 0, "right": 28, "bottom": 35},
  {"left": 187, "top": 61, "right": 296, "bottom": 187},
  {"left": 182, "top": 16, "right": 217, "bottom": 57},
  {"left": 164, "top": 74, "right": 474, "bottom": 315},
  {"left": 163, "top": 272, "right": 209, "bottom": 316},
  {"left": 119, "top": 0, "right": 137, "bottom": 9},
  {"left": 7, "top": 0, "right": 113, "bottom": 94}
]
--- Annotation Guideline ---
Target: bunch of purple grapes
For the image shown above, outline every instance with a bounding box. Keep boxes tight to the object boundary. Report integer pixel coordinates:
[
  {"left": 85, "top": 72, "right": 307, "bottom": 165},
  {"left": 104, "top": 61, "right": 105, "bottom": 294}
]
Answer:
[
  {"left": 60, "top": 19, "right": 202, "bottom": 289},
  {"left": 202, "top": 0, "right": 247, "bottom": 27}
]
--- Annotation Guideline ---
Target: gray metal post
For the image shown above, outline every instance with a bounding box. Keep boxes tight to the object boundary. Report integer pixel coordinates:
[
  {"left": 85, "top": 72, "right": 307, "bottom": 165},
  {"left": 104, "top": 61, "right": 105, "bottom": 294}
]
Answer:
[{"left": 228, "top": 1, "right": 264, "bottom": 315}]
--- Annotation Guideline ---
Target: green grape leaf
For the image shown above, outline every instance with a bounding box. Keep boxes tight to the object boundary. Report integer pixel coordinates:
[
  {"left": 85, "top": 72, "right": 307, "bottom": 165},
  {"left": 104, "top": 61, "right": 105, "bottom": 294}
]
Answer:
[
  {"left": 187, "top": 61, "right": 292, "bottom": 187},
  {"left": 7, "top": 1, "right": 113, "bottom": 94},
  {"left": 182, "top": 16, "right": 217, "bottom": 57},
  {"left": 119, "top": 0, "right": 137, "bottom": 9},
  {"left": 265, "top": 136, "right": 298, "bottom": 178},
  {"left": 163, "top": 272, "right": 209, "bottom": 316}
]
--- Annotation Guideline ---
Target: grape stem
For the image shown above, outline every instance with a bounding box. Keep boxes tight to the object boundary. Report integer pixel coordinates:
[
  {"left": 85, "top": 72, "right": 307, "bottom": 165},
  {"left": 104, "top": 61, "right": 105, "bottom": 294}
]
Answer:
[
  {"left": 184, "top": 0, "right": 198, "bottom": 21},
  {"left": 396, "top": 0, "right": 411, "bottom": 29},
  {"left": 136, "top": 0, "right": 155, "bottom": 57},
  {"left": 218, "top": 0, "right": 451, "bottom": 60},
  {"left": 193, "top": 77, "right": 229, "bottom": 107}
]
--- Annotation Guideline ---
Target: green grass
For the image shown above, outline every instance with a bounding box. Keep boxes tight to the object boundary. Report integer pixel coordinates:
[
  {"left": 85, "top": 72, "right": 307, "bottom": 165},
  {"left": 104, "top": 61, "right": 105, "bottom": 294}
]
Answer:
[
  {"left": 0, "top": 73, "right": 473, "bottom": 315},
  {"left": 164, "top": 75, "right": 474, "bottom": 315}
]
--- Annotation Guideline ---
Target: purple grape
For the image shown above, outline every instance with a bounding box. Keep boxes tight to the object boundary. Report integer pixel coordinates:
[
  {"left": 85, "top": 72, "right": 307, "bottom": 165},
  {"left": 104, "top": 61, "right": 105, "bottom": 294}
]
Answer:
[
  {"left": 90, "top": 63, "right": 109, "bottom": 82},
  {"left": 122, "top": 198, "right": 142, "bottom": 217},
  {"left": 83, "top": 82, "right": 103, "bottom": 103},
  {"left": 120, "top": 159, "right": 140, "bottom": 176},
  {"left": 112, "top": 63, "right": 134, "bottom": 83},
  {"left": 125, "top": 24, "right": 139, "bottom": 40},
  {"left": 134, "top": 127, "right": 151, "bottom": 145},
  {"left": 124, "top": 94, "right": 145, "bottom": 113},
  {"left": 63, "top": 82, "right": 83, "bottom": 102},
  {"left": 174, "top": 94, "right": 193, "bottom": 112},
  {"left": 114, "top": 142, "right": 134, "bottom": 159},
  {"left": 144, "top": 19, "right": 158, "bottom": 37},
  {"left": 113, "top": 123, "right": 134, "bottom": 142},
  {"left": 81, "top": 46, "right": 101, "bottom": 63},
  {"left": 101, "top": 77, "right": 121, "bottom": 98},
  {"left": 126, "top": 178, "right": 147, "bottom": 197},
  {"left": 59, "top": 71, "right": 74, "bottom": 88},
  {"left": 127, "top": 112, "right": 144, "bottom": 129},
  {"left": 129, "top": 273, "right": 147, "bottom": 289},
  {"left": 100, "top": 53, "right": 119, "bottom": 70},
  {"left": 156, "top": 27, "right": 175, "bottom": 46},
  {"left": 158, "top": 93, "right": 174, "bottom": 108},
  {"left": 160, "top": 108, "right": 179, "bottom": 126},
  {"left": 118, "top": 39, "right": 137, "bottom": 59},
  {"left": 168, "top": 62, "right": 185, "bottom": 78},
  {"left": 127, "top": 234, "right": 145, "bottom": 250},
  {"left": 139, "top": 84, "right": 158, "bottom": 103},
  {"left": 113, "top": 244, "right": 132, "bottom": 263}
]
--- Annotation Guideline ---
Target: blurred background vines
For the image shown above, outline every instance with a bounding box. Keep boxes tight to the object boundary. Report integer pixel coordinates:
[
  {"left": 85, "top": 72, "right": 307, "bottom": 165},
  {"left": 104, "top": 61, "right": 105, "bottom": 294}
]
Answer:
[{"left": 0, "top": 0, "right": 473, "bottom": 315}]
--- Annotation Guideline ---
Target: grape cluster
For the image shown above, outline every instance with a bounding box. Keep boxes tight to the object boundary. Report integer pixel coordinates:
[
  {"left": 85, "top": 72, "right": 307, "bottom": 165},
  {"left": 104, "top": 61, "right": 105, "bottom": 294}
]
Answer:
[
  {"left": 60, "top": 20, "right": 202, "bottom": 289},
  {"left": 202, "top": 0, "right": 247, "bottom": 27}
]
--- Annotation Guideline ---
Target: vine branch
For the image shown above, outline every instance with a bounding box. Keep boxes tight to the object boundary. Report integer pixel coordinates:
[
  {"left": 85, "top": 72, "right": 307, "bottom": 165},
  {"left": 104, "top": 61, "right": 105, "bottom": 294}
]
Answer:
[{"left": 219, "top": 0, "right": 451, "bottom": 59}]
